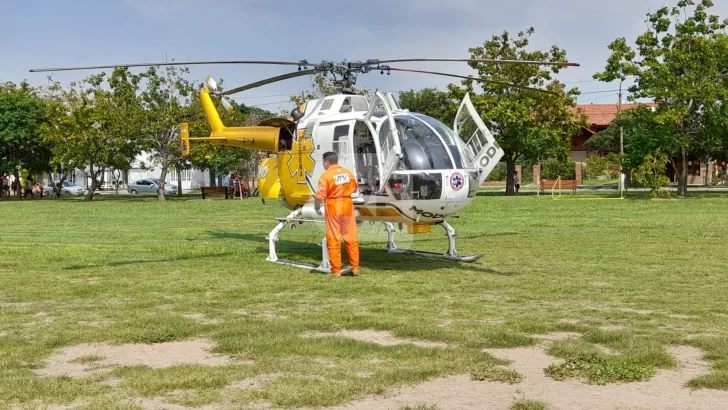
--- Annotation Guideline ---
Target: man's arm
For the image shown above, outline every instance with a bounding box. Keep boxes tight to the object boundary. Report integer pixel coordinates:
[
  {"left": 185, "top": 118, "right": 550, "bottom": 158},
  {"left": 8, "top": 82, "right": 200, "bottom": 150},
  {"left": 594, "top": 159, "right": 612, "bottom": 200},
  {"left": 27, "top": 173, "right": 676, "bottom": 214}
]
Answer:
[{"left": 314, "top": 177, "right": 327, "bottom": 215}]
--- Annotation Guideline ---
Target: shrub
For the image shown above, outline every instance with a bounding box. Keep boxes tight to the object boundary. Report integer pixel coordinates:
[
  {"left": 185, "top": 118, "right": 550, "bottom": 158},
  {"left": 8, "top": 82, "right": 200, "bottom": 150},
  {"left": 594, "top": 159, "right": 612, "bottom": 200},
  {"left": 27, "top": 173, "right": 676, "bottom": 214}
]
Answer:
[
  {"left": 541, "top": 158, "right": 576, "bottom": 180},
  {"left": 585, "top": 154, "right": 610, "bottom": 179},
  {"left": 633, "top": 153, "right": 670, "bottom": 198},
  {"left": 489, "top": 162, "right": 508, "bottom": 181}
]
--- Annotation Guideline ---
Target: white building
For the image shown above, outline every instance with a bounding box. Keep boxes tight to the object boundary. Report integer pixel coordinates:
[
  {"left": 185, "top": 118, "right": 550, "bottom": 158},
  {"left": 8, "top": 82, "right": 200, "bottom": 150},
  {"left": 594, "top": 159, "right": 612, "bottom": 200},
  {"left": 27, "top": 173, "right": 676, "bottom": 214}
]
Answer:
[{"left": 41, "top": 152, "right": 211, "bottom": 192}]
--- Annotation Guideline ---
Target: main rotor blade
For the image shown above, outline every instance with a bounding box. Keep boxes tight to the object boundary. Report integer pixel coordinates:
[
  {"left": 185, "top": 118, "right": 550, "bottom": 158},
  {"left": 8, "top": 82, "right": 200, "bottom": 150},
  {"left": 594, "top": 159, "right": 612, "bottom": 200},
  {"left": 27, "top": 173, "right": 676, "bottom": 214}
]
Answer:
[
  {"left": 29, "top": 60, "right": 309, "bottom": 73},
  {"left": 388, "top": 67, "right": 558, "bottom": 94},
  {"left": 221, "top": 69, "right": 317, "bottom": 96},
  {"left": 377, "top": 58, "right": 580, "bottom": 67}
]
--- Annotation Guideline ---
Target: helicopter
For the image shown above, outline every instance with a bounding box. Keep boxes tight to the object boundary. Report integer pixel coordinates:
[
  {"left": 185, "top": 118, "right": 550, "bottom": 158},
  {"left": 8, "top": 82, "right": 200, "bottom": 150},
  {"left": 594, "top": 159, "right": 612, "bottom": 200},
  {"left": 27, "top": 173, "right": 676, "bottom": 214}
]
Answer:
[{"left": 31, "top": 58, "right": 580, "bottom": 273}]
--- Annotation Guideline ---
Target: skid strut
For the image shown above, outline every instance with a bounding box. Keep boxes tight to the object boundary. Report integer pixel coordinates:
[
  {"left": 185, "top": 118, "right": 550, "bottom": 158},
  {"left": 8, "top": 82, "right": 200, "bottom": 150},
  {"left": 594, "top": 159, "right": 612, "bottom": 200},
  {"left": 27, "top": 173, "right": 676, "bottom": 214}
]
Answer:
[
  {"left": 266, "top": 209, "right": 353, "bottom": 274},
  {"left": 383, "top": 221, "right": 482, "bottom": 262}
]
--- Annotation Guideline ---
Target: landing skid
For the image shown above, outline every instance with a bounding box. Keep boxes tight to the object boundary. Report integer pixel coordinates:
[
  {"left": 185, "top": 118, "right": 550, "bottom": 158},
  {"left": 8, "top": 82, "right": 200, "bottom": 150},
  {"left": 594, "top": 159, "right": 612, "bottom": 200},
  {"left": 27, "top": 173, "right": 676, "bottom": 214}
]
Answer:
[
  {"left": 387, "top": 249, "right": 482, "bottom": 262},
  {"left": 266, "top": 209, "right": 353, "bottom": 274},
  {"left": 265, "top": 210, "right": 479, "bottom": 272},
  {"left": 383, "top": 221, "right": 482, "bottom": 263}
]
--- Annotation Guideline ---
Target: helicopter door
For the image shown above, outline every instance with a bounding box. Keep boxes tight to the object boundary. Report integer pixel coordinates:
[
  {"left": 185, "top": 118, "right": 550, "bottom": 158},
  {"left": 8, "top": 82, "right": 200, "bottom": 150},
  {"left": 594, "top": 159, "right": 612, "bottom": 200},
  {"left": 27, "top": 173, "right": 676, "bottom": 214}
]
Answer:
[
  {"left": 454, "top": 93, "right": 504, "bottom": 186},
  {"left": 365, "top": 90, "right": 403, "bottom": 193}
]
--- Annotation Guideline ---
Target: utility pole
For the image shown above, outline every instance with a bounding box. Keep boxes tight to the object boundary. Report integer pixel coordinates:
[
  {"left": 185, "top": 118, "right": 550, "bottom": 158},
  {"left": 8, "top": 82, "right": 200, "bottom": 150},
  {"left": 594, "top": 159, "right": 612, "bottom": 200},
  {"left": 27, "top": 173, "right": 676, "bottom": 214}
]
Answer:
[{"left": 618, "top": 78, "right": 624, "bottom": 195}]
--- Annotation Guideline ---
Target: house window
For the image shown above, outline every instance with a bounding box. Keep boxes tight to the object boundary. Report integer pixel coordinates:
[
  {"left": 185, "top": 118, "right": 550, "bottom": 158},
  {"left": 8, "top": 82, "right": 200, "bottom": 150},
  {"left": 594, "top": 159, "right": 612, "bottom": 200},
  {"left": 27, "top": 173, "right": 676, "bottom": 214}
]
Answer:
[
  {"left": 182, "top": 169, "right": 191, "bottom": 182},
  {"left": 171, "top": 171, "right": 177, "bottom": 181}
]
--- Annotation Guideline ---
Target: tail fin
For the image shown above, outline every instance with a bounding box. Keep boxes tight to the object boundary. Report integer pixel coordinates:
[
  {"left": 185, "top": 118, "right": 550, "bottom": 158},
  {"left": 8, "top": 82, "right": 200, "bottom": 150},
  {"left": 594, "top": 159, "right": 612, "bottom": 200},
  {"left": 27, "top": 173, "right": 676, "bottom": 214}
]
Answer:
[{"left": 179, "top": 123, "right": 190, "bottom": 156}]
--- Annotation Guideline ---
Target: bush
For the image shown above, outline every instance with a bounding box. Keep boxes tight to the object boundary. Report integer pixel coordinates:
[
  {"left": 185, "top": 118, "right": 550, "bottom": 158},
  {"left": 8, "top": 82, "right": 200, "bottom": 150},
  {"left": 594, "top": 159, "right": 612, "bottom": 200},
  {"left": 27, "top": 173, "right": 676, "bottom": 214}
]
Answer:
[
  {"left": 633, "top": 153, "right": 670, "bottom": 198},
  {"left": 489, "top": 162, "right": 508, "bottom": 181},
  {"left": 541, "top": 158, "right": 576, "bottom": 180},
  {"left": 585, "top": 154, "right": 610, "bottom": 179}
]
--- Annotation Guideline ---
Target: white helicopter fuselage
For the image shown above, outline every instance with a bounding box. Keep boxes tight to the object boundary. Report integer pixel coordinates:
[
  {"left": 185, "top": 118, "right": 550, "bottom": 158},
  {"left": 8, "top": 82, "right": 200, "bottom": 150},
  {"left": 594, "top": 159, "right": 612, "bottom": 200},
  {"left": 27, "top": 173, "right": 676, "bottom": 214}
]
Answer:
[{"left": 281, "top": 90, "right": 502, "bottom": 232}]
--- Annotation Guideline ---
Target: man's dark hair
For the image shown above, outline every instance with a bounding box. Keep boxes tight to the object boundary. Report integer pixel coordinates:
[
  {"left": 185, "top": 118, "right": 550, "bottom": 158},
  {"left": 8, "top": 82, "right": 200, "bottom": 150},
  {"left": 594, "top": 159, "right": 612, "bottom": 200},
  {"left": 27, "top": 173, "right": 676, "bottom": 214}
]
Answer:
[{"left": 323, "top": 152, "right": 338, "bottom": 164}]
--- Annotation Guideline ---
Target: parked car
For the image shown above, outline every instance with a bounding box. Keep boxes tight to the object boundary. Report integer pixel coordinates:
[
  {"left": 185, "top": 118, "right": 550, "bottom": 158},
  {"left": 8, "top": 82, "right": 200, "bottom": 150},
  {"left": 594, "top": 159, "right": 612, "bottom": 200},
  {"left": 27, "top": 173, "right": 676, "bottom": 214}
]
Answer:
[
  {"left": 42, "top": 181, "right": 87, "bottom": 196},
  {"left": 127, "top": 178, "right": 177, "bottom": 194}
]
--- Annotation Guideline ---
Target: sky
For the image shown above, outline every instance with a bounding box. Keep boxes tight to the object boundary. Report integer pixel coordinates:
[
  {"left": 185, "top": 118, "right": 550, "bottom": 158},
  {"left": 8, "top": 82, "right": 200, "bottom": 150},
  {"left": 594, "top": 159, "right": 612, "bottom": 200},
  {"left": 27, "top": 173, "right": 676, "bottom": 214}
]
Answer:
[{"left": 3, "top": 0, "right": 728, "bottom": 114}]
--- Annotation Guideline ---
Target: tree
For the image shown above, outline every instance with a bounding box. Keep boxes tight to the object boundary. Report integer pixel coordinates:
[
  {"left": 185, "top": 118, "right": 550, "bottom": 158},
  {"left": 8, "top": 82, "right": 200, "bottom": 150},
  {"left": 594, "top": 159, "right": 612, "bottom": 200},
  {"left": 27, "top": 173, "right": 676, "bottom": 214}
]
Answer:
[
  {"left": 594, "top": 0, "right": 728, "bottom": 195},
  {"left": 448, "top": 28, "right": 585, "bottom": 195},
  {"left": 43, "top": 68, "right": 144, "bottom": 200},
  {"left": 398, "top": 88, "right": 453, "bottom": 124},
  {"left": 0, "top": 82, "right": 51, "bottom": 197},
  {"left": 136, "top": 65, "right": 207, "bottom": 200}
]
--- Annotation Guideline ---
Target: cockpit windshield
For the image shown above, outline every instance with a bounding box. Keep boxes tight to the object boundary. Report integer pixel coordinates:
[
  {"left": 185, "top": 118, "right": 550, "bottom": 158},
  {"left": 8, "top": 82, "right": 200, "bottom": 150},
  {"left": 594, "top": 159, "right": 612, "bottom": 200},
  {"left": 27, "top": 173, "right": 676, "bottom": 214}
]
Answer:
[{"left": 390, "top": 115, "right": 467, "bottom": 170}]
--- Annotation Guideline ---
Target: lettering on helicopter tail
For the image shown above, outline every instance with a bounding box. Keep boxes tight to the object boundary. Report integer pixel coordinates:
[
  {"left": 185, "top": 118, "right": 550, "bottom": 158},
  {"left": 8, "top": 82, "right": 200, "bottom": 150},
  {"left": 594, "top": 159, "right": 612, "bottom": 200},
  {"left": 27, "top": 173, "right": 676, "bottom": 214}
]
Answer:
[{"left": 409, "top": 206, "right": 455, "bottom": 220}]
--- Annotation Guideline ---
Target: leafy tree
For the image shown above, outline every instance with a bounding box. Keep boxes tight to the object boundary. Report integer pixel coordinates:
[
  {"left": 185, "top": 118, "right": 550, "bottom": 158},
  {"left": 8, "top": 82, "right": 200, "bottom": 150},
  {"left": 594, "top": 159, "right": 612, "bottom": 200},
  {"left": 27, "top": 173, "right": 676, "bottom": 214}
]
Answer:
[
  {"left": 633, "top": 152, "right": 671, "bottom": 197},
  {"left": 448, "top": 28, "right": 585, "bottom": 195},
  {"left": 398, "top": 87, "right": 453, "bottom": 124},
  {"left": 0, "top": 82, "right": 51, "bottom": 197},
  {"left": 136, "top": 65, "right": 206, "bottom": 200},
  {"left": 594, "top": 0, "right": 728, "bottom": 195},
  {"left": 43, "top": 68, "right": 145, "bottom": 200}
]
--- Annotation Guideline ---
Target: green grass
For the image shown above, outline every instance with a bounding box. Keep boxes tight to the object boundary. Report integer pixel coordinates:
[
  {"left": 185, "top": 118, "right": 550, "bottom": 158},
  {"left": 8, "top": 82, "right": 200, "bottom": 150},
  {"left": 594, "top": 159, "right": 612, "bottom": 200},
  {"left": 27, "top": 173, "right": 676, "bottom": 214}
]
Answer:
[
  {"left": 1, "top": 193, "right": 728, "bottom": 408},
  {"left": 399, "top": 405, "right": 439, "bottom": 410},
  {"left": 471, "top": 366, "right": 523, "bottom": 384},
  {"left": 511, "top": 398, "right": 549, "bottom": 410}
]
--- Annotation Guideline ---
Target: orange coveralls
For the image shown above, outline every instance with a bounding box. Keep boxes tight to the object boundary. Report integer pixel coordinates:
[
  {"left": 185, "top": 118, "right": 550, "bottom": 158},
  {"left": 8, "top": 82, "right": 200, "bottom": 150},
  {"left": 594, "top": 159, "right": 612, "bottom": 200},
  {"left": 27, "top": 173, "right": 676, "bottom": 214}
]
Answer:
[{"left": 315, "top": 164, "right": 360, "bottom": 274}]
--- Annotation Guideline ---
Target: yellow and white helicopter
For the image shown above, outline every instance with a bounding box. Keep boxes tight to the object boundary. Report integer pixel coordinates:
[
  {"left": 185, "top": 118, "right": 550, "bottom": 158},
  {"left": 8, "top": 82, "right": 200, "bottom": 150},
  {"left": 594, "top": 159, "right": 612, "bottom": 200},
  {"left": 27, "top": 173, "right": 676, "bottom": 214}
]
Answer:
[{"left": 32, "top": 58, "right": 579, "bottom": 272}]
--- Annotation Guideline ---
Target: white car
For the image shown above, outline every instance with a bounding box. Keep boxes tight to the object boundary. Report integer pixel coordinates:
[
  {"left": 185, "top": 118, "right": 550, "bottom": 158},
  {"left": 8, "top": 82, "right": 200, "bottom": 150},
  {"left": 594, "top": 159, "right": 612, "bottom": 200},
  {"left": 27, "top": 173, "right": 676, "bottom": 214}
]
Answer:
[
  {"left": 43, "top": 181, "right": 87, "bottom": 196},
  {"left": 127, "top": 178, "right": 177, "bottom": 194}
]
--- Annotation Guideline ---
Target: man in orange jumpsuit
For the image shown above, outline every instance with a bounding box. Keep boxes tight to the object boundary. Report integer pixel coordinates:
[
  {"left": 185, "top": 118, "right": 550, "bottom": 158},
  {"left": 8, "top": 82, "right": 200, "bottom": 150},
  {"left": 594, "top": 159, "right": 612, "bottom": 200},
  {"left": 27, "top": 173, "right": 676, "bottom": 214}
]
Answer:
[{"left": 315, "top": 152, "right": 360, "bottom": 276}]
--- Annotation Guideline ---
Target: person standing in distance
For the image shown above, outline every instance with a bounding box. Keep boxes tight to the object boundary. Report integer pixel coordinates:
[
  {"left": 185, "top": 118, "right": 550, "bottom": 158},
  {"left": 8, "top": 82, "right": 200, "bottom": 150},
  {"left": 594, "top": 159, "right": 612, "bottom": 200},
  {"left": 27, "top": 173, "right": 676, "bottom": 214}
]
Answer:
[{"left": 314, "top": 152, "right": 360, "bottom": 277}]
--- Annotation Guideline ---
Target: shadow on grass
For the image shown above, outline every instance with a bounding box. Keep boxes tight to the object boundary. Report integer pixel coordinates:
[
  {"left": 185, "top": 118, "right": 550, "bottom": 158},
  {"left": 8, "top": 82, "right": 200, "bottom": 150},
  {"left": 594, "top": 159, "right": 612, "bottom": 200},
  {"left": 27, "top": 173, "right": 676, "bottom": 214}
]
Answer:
[
  {"left": 207, "top": 231, "right": 518, "bottom": 276},
  {"left": 63, "top": 252, "right": 229, "bottom": 270}
]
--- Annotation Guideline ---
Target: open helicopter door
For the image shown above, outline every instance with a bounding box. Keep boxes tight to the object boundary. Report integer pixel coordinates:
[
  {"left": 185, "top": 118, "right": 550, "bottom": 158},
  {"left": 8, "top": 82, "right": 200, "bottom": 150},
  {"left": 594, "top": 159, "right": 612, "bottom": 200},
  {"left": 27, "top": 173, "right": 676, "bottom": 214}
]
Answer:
[
  {"left": 365, "top": 90, "right": 403, "bottom": 193},
  {"left": 454, "top": 93, "right": 504, "bottom": 186}
]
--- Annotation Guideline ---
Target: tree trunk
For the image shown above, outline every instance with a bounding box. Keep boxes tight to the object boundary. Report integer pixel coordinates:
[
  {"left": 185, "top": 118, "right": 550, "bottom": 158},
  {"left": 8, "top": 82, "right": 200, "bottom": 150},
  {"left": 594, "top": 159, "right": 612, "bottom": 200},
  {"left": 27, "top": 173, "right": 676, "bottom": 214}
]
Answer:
[
  {"left": 177, "top": 168, "right": 183, "bottom": 197},
  {"left": 158, "top": 167, "right": 168, "bottom": 201},
  {"left": 504, "top": 154, "right": 516, "bottom": 196},
  {"left": 55, "top": 174, "right": 66, "bottom": 198},
  {"left": 85, "top": 166, "right": 101, "bottom": 201},
  {"left": 676, "top": 146, "right": 688, "bottom": 196}
]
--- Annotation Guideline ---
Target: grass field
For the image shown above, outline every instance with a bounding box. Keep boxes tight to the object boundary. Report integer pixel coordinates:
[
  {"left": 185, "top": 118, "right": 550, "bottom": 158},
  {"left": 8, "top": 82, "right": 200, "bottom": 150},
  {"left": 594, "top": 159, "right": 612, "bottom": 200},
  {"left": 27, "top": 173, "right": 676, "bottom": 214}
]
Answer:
[{"left": 1, "top": 192, "right": 728, "bottom": 409}]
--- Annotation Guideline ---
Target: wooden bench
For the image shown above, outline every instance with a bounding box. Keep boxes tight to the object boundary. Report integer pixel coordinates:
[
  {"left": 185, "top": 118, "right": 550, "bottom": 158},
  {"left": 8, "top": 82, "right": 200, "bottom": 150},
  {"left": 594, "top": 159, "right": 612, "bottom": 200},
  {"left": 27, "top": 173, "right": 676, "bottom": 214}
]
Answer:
[
  {"left": 539, "top": 179, "right": 577, "bottom": 194},
  {"left": 201, "top": 186, "right": 230, "bottom": 199}
]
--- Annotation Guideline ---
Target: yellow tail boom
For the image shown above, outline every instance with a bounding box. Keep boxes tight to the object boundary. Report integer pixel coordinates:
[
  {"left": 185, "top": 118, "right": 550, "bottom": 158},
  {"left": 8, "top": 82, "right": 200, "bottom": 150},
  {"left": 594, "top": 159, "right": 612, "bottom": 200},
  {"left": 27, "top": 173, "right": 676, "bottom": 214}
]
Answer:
[{"left": 179, "top": 86, "right": 288, "bottom": 156}]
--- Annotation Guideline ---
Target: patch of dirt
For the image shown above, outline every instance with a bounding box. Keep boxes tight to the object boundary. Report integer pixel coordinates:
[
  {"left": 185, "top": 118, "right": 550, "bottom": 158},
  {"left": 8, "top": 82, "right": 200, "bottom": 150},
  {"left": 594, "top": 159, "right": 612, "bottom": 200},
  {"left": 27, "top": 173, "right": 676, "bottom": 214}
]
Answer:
[
  {"left": 232, "top": 309, "right": 248, "bottom": 315},
  {"left": 592, "top": 282, "right": 612, "bottom": 287},
  {"left": 135, "top": 398, "right": 220, "bottom": 410},
  {"left": 37, "top": 339, "right": 234, "bottom": 378},
  {"left": 305, "top": 330, "right": 448, "bottom": 349},
  {"left": 230, "top": 373, "right": 281, "bottom": 390},
  {"left": 684, "top": 333, "right": 721, "bottom": 340},
  {"left": 327, "top": 334, "right": 728, "bottom": 410},
  {"left": 558, "top": 318, "right": 581, "bottom": 325},
  {"left": 438, "top": 319, "right": 454, "bottom": 328},
  {"left": 261, "top": 311, "right": 286, "bottom": 320},
  {"left": 10, "top": 401, "right": 87, "bottom": 410},
  {"left": 599, "top": 325, "right": 626, "bottom": 331},
  {"left": 183, "top": 313, "right": 219, "bottom": 325},
  {"left": 533, "top": 332, "right": 581, "bottom": 342},
  {"left": 77, "top": 320, "right": 113, "bottom": 327},
  {"left": 618, "top": 308, "right": 654, "bottom": 315},
  {"left": 668, "top": 314, "right": 696, "bottom": 319}
]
